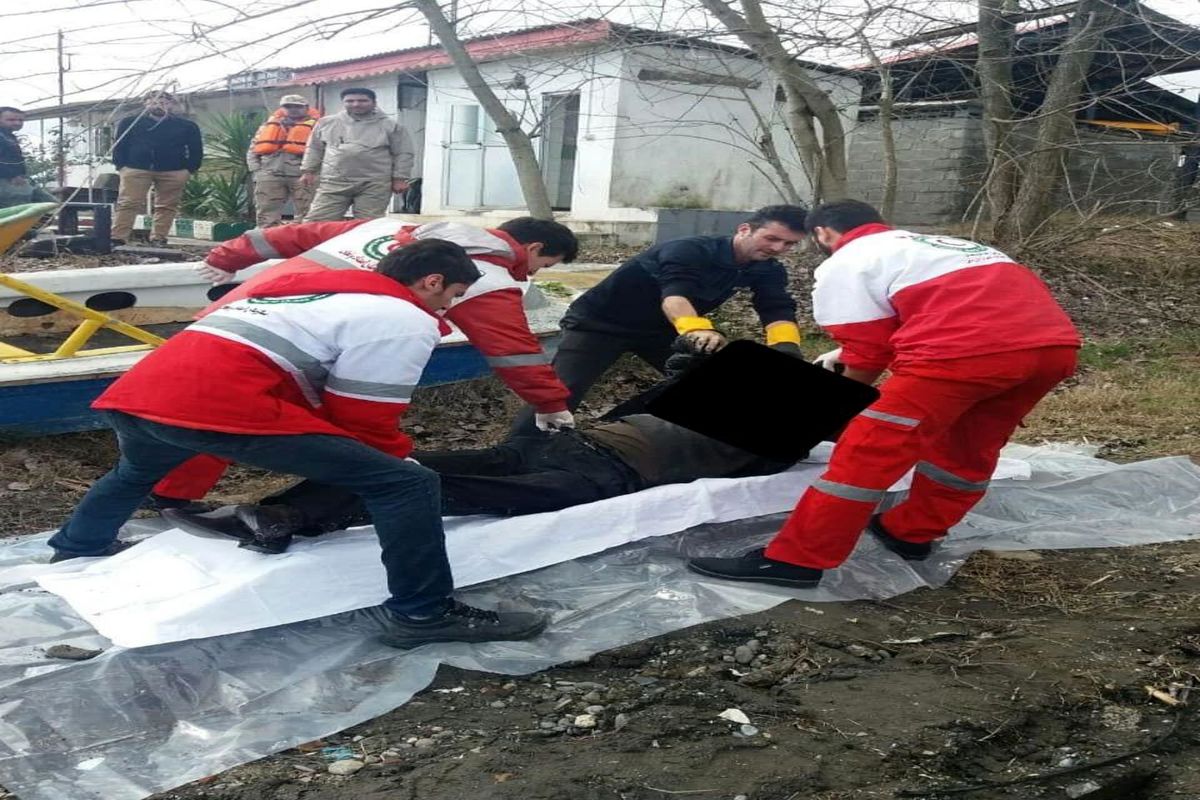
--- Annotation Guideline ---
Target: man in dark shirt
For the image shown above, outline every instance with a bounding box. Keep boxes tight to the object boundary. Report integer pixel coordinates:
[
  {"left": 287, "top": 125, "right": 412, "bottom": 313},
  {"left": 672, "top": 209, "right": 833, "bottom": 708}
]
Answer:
[
  {"left": 111, "top": 91, "right": 203, "bottom": 246},
  {"left": 0, "top": 106, "right": 57, "bottom": 209},
  {"left": 509, "top": 205, "right": 808, "bottom": 436},
  {"left": 163, "top": 364, "right": 798, "bottom": 554}
]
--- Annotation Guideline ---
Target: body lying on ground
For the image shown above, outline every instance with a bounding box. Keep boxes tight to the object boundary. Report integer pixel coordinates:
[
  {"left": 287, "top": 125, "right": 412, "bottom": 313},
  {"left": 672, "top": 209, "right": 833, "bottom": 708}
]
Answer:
[{"left": 165, "top": 405, "right": 797, "bottom": 554}]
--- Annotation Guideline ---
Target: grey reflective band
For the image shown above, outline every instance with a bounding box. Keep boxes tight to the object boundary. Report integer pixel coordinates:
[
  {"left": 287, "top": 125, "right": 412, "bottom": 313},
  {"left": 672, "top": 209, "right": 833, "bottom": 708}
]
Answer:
[
  {"left": 326, "top": 375, "right": 416, "bottom": 399},
  {"left": 916, "top": 461, "right": 990, "bottom": 492},
  {"left": 485, "top": 353, "right": 550, "bottom": 368},
  {"left": 812, "top": 478, "right": 886, "bottom": 504},
  {"left": 193, "top": 316, "right": 328, "bottom": 391},
  {"left": 860, "top": 408, "right": 921, "bottom": 428},
  {"left": 246, "top": 228, "right": 282, "bottom": 259},
  {"left": 303, "top": 248, "right": 359, "bottom": 270}
]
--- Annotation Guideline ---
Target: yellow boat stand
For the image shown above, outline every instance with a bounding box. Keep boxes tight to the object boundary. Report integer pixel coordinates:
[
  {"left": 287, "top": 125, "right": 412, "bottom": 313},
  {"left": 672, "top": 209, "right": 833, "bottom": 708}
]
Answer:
[{"left": 1, "top": 202, "right": 166, "bottom": 364}]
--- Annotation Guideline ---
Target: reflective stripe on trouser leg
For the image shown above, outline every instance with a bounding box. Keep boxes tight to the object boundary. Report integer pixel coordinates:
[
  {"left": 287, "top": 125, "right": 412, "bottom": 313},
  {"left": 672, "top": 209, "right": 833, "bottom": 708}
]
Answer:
[
  {"left": 880, "top": 471, "right": 988, "bottom": 543},
  {"left": 764, "top": 408, "right": 930, "bottom": 569}
]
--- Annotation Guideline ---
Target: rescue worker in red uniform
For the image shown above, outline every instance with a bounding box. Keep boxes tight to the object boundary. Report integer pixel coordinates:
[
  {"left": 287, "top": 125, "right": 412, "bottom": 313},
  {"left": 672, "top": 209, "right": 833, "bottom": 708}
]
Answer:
[
  {"left": 689, "top": 200, "right": 1081, "bottom": 588},
  {"left": 149, "top": 216, "right": 578, "bottom": 507}
]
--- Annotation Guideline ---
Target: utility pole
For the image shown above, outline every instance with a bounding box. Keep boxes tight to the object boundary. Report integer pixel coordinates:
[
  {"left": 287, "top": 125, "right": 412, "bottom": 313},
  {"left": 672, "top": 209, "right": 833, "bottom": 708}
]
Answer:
[{"left": 56, "top": 29, "right": 66, "bottom": 192}]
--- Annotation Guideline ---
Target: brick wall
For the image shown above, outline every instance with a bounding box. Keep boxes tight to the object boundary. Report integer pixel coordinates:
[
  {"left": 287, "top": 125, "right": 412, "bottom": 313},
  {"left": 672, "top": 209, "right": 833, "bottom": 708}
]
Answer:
[
  {"left": 848, "top": 104, "right": 1185, "bottom": 224},
  {"left": 846, "top": 105, "right": 986, "bottom": 225}
]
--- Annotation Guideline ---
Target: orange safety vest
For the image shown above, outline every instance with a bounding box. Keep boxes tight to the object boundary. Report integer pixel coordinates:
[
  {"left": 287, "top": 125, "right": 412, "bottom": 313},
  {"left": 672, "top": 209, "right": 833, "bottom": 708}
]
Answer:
[{"left": 251, "top": 110, "right": 319, "bottom": 156}]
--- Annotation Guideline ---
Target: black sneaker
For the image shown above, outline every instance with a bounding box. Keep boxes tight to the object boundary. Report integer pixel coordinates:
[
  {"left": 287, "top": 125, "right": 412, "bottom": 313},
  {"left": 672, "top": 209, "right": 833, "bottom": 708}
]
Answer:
[
  {"left": 142, "top": 493, "right": 215, "bottom": 514},
  {"left": 868, "top": 515, "right": 934, "bottom": 561},
  {"left": 379, "top": 600, "right": 549, "bottom": 650},
  {"left": 687, "top": 547, "right": 822, "bottom": 588},
  {"left": 50, "top": 539, "right": 137, "bottom": 563},
  {"left": 148, "top": 237, "right": 170, "bottom": 247}
]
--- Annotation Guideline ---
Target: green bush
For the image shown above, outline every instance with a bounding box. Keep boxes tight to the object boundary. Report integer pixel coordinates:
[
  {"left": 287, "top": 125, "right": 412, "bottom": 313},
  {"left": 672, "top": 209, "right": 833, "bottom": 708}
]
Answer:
[{"left": 181, "top": 111, "right": 265, "bottom": 222}]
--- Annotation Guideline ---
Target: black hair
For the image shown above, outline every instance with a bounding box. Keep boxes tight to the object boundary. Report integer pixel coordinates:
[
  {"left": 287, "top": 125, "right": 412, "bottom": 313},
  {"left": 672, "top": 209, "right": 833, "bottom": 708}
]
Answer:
[
  {"left": 340, "top": 87, "right": 377, "bottom": 101},
  {"left": 497, "top": 217, "right": 580, "bottom": 263},
  {"left": 744, "top": 204, "right": 807, "bottom": 233},
  {"left": 376, "top": 239, "right": 481, "bottom": 286},
  {"left": 805, "top": 200, "right": 885, "bottom": 234},
  {"left": 0, "top": 107, "right": 23, "bottom": 116}
]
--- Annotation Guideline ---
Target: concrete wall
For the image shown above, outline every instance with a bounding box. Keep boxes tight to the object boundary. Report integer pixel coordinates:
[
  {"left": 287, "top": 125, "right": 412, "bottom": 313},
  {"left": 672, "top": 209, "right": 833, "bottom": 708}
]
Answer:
[
  {"left": 1060, "top": 129, "right": 1180, "bottom": 214},
  {"left": 610, "top": 46, "right": 860, "bottom": 211},
  {"left": 847, "top": 104, "right": 1185, "bottom": 224},
  {"left": 846, "top": 105, "right": 986, "bottom": 225}
]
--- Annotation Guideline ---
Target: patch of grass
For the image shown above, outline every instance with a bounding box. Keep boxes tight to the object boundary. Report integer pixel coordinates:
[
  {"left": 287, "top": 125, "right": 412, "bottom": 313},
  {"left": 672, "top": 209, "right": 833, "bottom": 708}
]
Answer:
[
  {"left": 534, "top": 280, "right": 574, "bottom": 299},
  {"left": 1017, "top": 332, "right": 1200, "bottom": 462},
  {"left": 1078, "top": 340, "right": 1135, "bottom": 370}
]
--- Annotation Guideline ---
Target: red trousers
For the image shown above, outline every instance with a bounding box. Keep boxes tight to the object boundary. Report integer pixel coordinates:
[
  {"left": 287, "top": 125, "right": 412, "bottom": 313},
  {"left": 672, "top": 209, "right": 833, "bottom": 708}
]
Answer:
[
  {"left": 765, "top": 346, "right": 1077, "bottom": 569},
  {"left": 153, "top": 454, "right": 231, "bottom": 499}
]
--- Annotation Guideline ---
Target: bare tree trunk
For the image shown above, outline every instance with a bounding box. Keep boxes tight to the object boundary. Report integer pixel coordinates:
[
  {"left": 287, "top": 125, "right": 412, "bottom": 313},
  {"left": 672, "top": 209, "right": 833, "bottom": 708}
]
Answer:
[
  {"left": 993, "top": 0, "right": 1122, "bottom": 246},
  {"left": 412, "top": 0, "right": 554, "bottom": 218},
  {"left": 698, "top": 0, "right": 848, "bottom": 202},
  {"left": 976, "top": 0, "right": 1020, "bottom": 233},
  {"left": 738, "top": 87, "right": 805, "bottom": 205},
  {"left": 860, "top": 38, "right": 897, "bottom": 219}
]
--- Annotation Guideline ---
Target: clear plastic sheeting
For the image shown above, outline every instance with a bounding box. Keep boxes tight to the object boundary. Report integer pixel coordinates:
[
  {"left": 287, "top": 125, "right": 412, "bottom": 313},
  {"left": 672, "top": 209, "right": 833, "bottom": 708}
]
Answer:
[
  {"left": 23, "top": 453, "right": 1030, "bottom": 649},
  {"left": 0, "top": 446, "right": 1197, "bottom": 800}
]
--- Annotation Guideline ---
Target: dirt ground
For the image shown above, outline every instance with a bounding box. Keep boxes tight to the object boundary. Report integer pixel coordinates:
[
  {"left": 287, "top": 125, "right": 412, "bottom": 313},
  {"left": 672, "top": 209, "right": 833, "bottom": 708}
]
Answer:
[{"left": 1, "top": 224, "right": 1199, "bottom": 800}]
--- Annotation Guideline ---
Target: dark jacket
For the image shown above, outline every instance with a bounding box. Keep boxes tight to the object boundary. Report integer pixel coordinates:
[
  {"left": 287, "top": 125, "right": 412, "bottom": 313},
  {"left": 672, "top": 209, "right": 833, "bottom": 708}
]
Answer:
[
  {"left": 113, "top": 113, "right": 203, "bottom": 172},
  {"left": 562, "top": 235, "right": 798, "bottom": 337},
  {"left": 0, "top": 129, "right": 27, "bottom": 180}
]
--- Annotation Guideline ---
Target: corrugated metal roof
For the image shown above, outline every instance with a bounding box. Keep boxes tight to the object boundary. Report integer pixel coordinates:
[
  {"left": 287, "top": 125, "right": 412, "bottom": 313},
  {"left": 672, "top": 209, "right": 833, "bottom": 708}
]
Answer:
[{"left": 291, "top": 18, "right": 849, "bottom": 84}]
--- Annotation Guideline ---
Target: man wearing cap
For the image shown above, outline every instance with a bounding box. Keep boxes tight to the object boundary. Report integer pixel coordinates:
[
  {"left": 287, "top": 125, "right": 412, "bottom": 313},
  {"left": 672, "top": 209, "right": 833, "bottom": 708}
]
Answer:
[
  {"left": 301, "top": 87, "right": 414, "bottom": 221},
  {"left": 246, "top": 95, "right": 321, "bottom": 227}
]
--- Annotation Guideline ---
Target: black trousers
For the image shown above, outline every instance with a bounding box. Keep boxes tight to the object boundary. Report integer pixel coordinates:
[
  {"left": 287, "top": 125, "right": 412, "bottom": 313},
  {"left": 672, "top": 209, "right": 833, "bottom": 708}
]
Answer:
[
  {"left": 265, "top": 430, "right": 648, "bottom": 531},
  {"left": 508, "top": 325, "right": 676, "bottom": 437}
]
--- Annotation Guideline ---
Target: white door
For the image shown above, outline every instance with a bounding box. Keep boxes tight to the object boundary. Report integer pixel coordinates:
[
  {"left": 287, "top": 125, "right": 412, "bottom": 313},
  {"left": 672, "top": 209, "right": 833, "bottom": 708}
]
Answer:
[{"left": 443, "top": 103, "right": 523, "bottom": 209}]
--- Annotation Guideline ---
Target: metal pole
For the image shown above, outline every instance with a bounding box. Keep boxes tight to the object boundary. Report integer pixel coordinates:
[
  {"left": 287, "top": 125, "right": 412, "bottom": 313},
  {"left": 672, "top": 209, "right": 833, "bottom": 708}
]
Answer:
[{"left": 56, "top": 29, "right": 66, "bottom": 194}]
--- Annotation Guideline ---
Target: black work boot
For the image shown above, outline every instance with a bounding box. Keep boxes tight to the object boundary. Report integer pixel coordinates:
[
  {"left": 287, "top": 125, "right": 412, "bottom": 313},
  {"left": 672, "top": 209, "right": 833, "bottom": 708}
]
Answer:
[
  {"left": 49, "top": 539, "right": 137, "bottom": 563},
  {"left": 163, "top": 506, "right": 255, "bottom": 541},
  {"left": 687, "top": 547, "right": 823, "bottom": 588},
  {"left": 868, "top": 515, "right": 934, "bottom": 561},
  {"left": 234, "top": 505, "right": 307, "bottom": 554},
  {"left": 142, "top": 493, "right": 215, "bottom": 514},
  {"left": 379, "top": 600, "right": 549, "bottom": 650}
]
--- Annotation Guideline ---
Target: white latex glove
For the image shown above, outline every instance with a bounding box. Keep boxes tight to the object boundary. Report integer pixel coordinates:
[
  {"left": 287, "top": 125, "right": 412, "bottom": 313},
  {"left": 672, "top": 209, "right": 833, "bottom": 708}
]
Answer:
[
  {"left": 813, "top": 347, "right": 843, "bottom": 372},
  {"left": 195, "top": 261, "right": 235, "bottom": 284},
  {"left": 535, "top": 410, "right": 576, "bottom": 431},
  {"left": 404, "top": 456, "right": 421, "bottom": 466}
]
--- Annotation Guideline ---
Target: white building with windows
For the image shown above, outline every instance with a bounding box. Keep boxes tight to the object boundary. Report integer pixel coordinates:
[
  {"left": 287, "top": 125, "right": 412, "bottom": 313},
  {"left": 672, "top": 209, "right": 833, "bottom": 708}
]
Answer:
[
  {"left": 291, "top": 20, "right": 859, "bottom": 226},
  {"left": 23, "top": 21, "right": 860, "bottom": 235}
]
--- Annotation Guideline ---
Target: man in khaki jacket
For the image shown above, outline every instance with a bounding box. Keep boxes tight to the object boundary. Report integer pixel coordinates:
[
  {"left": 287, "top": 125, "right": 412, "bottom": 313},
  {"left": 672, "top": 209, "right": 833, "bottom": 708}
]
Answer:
[
  {"left": 247, "top": 94, "right": 320, "bottom": 227},
  {"left": 301, "top": 88, "right": 414, "bottom": 220}
]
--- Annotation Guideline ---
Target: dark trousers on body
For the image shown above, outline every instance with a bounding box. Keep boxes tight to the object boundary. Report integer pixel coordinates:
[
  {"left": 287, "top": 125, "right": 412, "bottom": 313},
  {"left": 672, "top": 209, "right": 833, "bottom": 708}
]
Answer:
[
  {"left": 508, "top": 326, "right": 675, "bottom": 437},
  {"left": 267, "top": 430, "right": 647, "bottom": 529},
  {"left": 49, "top": 412, "right": 452, "bottom": 616}
]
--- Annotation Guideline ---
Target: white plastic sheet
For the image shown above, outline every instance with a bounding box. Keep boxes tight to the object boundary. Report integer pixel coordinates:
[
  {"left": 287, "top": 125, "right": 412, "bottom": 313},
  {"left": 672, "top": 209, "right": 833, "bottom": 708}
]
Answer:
[
  {"left": 25, "top": 449, "right": 1029, "bottom": 648},
  {"left": 0, "top": 446, "right": 1197, "bottom": 800}
]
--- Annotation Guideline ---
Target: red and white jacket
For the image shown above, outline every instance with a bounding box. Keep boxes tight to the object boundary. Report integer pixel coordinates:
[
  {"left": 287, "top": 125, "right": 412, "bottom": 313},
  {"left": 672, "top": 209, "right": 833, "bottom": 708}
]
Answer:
[
  {"left": 206, "top": 219, "right": 570, "bottom": 412},
  {"left": 95, "top": 269, "right": 449, "bottom": 458},
  {"left": 813, "top": 224, "right": 1080, "bottom": 372}
]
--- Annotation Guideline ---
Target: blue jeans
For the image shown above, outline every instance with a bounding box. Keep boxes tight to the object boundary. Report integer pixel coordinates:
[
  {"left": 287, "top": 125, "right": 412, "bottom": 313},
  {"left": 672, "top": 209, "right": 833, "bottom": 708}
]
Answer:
[{"left": 49, "top": 412, "right": 452, "bottom": 616}]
